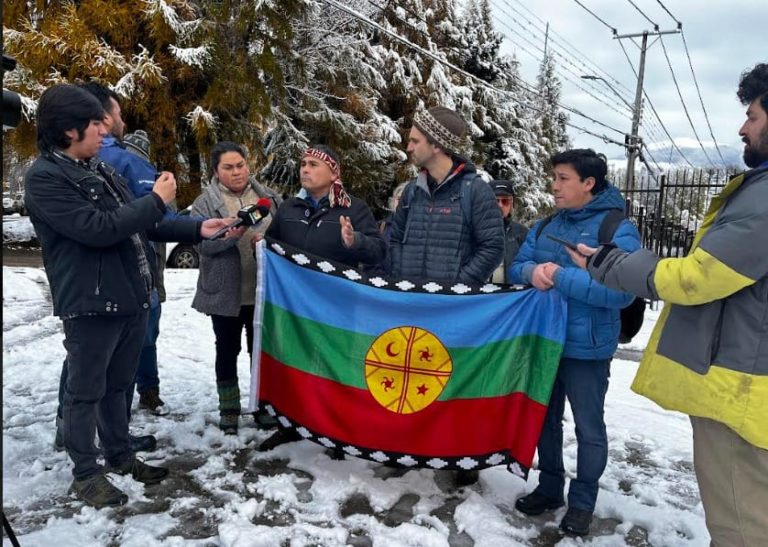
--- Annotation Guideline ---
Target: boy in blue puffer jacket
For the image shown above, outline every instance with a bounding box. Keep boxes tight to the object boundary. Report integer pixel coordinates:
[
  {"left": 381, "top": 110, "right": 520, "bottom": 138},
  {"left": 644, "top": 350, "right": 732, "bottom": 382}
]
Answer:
[{"left": 509, "top": 149, "right": 640, "bottom": 537}]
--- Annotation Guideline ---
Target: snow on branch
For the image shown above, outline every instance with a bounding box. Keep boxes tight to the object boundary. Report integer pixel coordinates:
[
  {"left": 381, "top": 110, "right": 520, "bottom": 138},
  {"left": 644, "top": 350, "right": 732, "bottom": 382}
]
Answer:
[
  {"left": 184, "top": 106, "right": 219, "bottom": 137},
  {"left": 142, "top": 0, "right": 201, "bottom": 40},
  {"left": 169, "top": 44, "right": 211, "bottom": 69}
]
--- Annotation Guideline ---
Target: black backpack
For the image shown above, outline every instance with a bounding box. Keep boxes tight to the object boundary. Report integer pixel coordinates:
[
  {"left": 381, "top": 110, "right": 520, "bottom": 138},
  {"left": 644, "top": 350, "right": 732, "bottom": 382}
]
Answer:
[{"left": 535, "top": 209, "right": 645, "bottom": 343}]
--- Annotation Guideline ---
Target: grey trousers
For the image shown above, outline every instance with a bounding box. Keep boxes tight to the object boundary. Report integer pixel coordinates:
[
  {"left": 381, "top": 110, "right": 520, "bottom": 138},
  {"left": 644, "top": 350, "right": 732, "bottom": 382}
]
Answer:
[{"left": 691, "top": 416, "right": 768, "bottom": 547}]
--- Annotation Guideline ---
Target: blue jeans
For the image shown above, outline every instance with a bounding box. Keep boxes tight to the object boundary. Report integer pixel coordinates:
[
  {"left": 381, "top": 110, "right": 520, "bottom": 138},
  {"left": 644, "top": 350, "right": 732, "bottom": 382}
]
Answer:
[
  {"left": 135, "top": 300, "right": 161, "bottom": 393},
  {"left": 535, "top": 357, "right": 610, "bottom": 512},
  {"left": 61, "top": 312, "right": 148, "bottom": 479}
]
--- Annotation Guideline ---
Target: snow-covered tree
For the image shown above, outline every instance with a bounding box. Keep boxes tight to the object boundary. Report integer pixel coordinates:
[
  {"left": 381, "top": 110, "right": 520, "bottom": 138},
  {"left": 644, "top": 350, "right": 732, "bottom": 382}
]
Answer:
[
  {"left": 2, "top": 0, "right": 305, "bottom": 204},
  {"left": 260, "top": 1, "right": 405, "bottom": 210},
  {"left": 536, "top": 49, "right": 570, "bottom": 167},
  {"left": 458, "top": 0, "right": 550, "bottom": 216}
]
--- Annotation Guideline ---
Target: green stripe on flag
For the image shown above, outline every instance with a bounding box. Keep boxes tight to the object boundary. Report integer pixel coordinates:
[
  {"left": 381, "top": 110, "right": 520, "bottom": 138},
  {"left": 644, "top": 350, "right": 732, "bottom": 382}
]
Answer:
[{"left": 262, "top": 302, "right": 561, "bottom": 405}]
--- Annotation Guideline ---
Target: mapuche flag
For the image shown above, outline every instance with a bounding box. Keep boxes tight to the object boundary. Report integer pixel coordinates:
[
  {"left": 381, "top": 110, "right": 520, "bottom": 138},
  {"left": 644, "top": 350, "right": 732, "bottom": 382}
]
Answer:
[{"left": 249, "top": 240, "right": 566, "bottom": 477}]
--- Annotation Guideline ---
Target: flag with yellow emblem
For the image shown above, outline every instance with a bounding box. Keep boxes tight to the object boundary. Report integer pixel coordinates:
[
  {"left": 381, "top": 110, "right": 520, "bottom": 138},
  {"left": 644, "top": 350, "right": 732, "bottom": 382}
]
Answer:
[{"left": 249, "top": 240, "right": 567, "bottom": 477}]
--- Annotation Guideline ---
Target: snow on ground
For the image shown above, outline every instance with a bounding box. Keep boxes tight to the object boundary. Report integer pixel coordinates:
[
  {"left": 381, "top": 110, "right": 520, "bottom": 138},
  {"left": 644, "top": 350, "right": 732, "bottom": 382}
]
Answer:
[
  {"left": 3, "top": 267, "right": 709, "bottom": 546},
  {"left": 2, "top": 216, "right": 37, "bottom": 244}
]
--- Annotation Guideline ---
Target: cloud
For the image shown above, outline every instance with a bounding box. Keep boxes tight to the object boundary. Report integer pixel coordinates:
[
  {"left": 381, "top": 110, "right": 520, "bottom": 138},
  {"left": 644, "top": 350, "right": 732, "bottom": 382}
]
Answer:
[{"left": 499, "top": 0, "right": 764, "bottom": 160}]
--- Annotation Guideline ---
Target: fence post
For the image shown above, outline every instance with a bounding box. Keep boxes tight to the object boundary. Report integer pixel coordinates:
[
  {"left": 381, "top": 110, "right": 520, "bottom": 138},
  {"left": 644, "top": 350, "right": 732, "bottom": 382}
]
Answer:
[{"left": 655, "top": 174, "right": 666, "bottom": 256}]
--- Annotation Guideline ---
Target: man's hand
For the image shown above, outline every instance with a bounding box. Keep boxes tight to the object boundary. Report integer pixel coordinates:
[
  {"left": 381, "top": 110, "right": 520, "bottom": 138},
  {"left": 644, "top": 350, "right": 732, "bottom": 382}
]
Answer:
[
  {"left": 340, "top": 215, "right": 355, "bottom": 248},
  {"left": 199, "top": 218, "right": 244, "bottom": 239},
  {"left": 152, "top": 172, "right": 177, "bottom": 204},
  {"left": 531, "top": 262, "right": 560, "bottom": 290},
  {"left": 250, "top": 233, "right": 264, "bottom": 250},
  {"left": 566, "top": 244, "right": 598, "bottom": 270}
]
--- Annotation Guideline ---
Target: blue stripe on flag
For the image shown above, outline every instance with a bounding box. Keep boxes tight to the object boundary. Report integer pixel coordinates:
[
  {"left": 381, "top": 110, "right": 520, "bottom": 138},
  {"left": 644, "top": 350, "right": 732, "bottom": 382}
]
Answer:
[{"left": 263, "top": 250, "right": 566, "bottom": 347}]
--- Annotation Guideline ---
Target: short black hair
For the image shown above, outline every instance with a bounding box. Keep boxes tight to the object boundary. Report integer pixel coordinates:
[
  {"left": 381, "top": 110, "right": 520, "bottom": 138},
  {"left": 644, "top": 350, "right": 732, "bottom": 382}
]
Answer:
[
  {"left": 551, "top": 148, "right": 608, "bottom": 194},
  {"left": 36, "top": 84, "right": 104, "bottom": 152},
  {"left": 211, "top": 141, "right": 248, "bottom": 172},
  {"left": 78, "top": 81, "right": 119, "bottom": 115},
  {"left": 737, "top": 63, "right": 768, "bottom": 114}
]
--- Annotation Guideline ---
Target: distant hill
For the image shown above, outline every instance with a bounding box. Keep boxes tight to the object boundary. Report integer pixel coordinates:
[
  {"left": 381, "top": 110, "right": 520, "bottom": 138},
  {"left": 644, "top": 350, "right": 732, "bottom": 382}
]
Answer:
[{"left": 611, "top": 139, "right": 745, "bottom": 171}]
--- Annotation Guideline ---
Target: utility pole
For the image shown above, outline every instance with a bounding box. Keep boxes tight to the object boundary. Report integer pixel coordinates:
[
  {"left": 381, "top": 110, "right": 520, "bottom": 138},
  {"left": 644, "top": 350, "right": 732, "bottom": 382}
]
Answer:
[{"left": 613, "top": 28, "right": 680, "bottom": 193}]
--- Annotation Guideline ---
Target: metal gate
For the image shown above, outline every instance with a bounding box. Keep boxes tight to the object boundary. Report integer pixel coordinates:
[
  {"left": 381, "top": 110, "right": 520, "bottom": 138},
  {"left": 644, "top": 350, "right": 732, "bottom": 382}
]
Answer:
[{"left": 617, "top": 169, "right": 734, "bottom": 258}]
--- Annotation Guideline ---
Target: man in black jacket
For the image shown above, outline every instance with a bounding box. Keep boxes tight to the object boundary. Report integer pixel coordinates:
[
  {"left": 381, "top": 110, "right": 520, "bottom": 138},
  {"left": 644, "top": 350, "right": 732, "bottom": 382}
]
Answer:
[
  {"left": 390, "top": 107, "right": 503, "bottom": 283},
  {"left": 25, "top": 84, "right": 232, "bottom": 508},
  {"left": 489, "top": 180, "right": 528, "bottom": 283},
  {"left": 265, "top": 145, "right": 386, "bottom": 267}
]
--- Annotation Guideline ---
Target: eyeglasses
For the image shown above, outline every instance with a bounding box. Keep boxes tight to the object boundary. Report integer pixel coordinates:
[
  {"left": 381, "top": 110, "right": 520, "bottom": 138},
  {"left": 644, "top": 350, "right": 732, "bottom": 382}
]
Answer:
[{"left": 496, "top": 197, "right": 512, "bottom": 205}]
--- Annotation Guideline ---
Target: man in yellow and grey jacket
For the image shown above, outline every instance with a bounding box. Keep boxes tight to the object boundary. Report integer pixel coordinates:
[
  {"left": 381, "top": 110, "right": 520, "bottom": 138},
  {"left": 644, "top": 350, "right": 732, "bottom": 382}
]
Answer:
[{"left": 568, "top": 62, "right": 768, "bottom": 547}]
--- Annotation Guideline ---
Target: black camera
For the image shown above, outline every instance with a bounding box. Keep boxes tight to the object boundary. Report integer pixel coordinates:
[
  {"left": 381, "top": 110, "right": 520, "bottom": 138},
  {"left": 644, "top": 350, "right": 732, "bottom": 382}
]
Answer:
[{"left": 3, "top": 55, "right": 23, "bottom": 129}]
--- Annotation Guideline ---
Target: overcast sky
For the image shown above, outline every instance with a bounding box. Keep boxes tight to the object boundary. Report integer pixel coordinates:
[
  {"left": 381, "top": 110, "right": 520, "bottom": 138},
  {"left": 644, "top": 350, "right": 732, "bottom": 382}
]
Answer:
[{"left": 491, "top": 0, "right": 765, "bottom": 161}]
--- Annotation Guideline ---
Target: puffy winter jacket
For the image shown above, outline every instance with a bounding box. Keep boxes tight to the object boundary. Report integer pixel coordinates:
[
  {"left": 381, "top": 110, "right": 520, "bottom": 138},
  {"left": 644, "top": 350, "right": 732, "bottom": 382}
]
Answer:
[
  {"left": 24, "top": 151, "right": 202, "bottom": 317},
  {"left": 266, "top": 190, "right": 386, "bottom": 268},
  {"left": 587, "top": 167, "right": 768, "bottom": 449},
  {"left": 509, "top": 184, "right": 640, "bottom": 359},
  {"left": 99, "top": 136, "right": 157, "bottom": 197},
  {"left": 389, "top": 162, "right": 504, "bottom": 282}
]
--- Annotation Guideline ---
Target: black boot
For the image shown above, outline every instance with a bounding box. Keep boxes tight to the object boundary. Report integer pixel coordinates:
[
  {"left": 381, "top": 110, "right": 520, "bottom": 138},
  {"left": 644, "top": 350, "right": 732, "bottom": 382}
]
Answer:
[
  {"left": 514, "top": 490, "right": 564, "bottom": 515},
  {"left": 454, "top": 469, "right": 479, "bottom": 487},
  {"left": 107, "top": 457, "right": 169, "bottom": 485},
  {"left": 129, "top": 434, "right": 157, "bottom": 452},
  {"left": 258, "top": 429, "right": 302, "bottom": 451},
  {"left": 560, "top": 507, "right": 592, "bottom": 536}
]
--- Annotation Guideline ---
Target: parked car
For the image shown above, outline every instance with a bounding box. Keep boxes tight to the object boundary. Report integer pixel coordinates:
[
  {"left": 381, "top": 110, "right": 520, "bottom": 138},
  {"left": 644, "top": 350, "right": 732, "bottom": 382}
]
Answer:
[
  {"left": 166, "top": 242, "right": 200, "bottom": 268},
  {"left": 3, "top": 191, "right": 25, "bottom": 215},
  {"left": 165, "top": 206, "right": 200, "bottom": 268}
]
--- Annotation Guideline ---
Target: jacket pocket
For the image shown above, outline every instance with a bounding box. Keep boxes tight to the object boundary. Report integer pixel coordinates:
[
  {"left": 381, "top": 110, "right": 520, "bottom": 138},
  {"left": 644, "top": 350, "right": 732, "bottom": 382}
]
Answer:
[
  {"left": 657, "top": 301, "right": 723, "bottom": 374},
  {"left": 199, "top": 260, "right": 225, "bottom": 294}
]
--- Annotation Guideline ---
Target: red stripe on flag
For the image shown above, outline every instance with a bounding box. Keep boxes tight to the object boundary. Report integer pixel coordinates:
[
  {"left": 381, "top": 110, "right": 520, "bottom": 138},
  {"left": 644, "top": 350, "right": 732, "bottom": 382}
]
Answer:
[{"left": 260, "top": 353, "right": 547, "bottom": 467}]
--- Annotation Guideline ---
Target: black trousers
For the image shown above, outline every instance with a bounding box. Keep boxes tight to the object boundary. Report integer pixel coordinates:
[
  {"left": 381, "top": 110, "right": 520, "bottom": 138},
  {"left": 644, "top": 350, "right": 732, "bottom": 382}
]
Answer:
[
  {"left": 61, "top": 312, "right": 148, "bottom": 480},
  {"left": 210, "top": 305, "right": 255, "bottom": 384}
]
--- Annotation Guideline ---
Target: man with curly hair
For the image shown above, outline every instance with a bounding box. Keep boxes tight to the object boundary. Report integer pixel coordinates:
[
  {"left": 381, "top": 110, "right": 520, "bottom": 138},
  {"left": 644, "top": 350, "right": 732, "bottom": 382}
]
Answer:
[{"left": 567, "top": 63, "right": 768, "bottom": 546}]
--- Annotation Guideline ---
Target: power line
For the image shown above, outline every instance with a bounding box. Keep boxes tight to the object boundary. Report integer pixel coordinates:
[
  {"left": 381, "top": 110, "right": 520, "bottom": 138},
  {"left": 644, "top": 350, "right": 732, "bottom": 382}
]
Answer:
[
  {"left": 679, "top": 29, "right": 728, "bottom": 166},
  {"left": 489, "top": 1, "right": 632, "bottom": 119},
  {"left": 571, "top": 0, "right": 617, "bottom": 34},
  {"left": 654, "top": 0, "right": 680, "bottom": 24},
  {"left": 624, "top": 0, "right": 658, "bottom": 30},
  {"left": 616, "top": 37, "right": 695, "bottom": 168},
  {"left": 657, "top": 35, "right": 720, "bottom": 168},
  {"left": 318, "top": 0, "right": 630, "bottom": 146},
  {"left": 491, "top": 0, "right": 634, "bottom": 117},
  {"left": 507, "top": 0, "right": 636, "bottom": 100}
]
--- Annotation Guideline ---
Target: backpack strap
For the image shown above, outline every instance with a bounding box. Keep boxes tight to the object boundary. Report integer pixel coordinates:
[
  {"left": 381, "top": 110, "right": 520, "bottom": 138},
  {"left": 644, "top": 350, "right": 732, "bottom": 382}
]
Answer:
[
  {"left": 598, "top": 209, "right": 626, "bottom": 245},
  {"left": 534, "top": 214, "right": 556, "bottom": 240},
  {"left": 399, "top": 181, "right": 418, "bottom": 244}
]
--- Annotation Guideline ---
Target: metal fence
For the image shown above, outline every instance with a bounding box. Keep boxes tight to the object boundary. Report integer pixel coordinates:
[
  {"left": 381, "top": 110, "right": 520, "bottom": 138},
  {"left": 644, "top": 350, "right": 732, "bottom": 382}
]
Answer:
[{"left": 616, "top": 169, "right": 735, "bottom": 258}]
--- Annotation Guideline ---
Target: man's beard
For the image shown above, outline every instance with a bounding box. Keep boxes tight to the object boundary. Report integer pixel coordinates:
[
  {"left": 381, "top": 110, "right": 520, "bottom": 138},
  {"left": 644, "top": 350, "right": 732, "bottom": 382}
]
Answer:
[{"left": 743, "top": 127, "right": 768, "bottom": 168}]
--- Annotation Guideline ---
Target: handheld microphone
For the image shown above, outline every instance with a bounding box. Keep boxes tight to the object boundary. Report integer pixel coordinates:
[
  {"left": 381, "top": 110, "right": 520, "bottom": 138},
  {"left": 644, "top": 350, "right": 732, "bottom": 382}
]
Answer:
[{"left": 208, "top": 198, "right": 272, "bottom": 240}]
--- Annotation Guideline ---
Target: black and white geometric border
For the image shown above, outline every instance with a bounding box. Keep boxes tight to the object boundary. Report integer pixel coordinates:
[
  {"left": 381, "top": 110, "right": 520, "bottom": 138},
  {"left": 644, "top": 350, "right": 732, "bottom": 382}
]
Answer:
[
  {"left": 266, "top": 238, "right": 529, "bottom": 296},
  {"left": 262, "top": 403, "right": 529, "bottom": 479}
]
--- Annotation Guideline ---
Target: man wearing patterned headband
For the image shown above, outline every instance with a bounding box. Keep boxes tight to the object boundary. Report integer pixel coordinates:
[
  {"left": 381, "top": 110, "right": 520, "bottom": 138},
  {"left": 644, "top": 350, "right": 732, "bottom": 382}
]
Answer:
[
  {"left": 390, "top": 106, "right": 504, "bottom": 284},
  {"left": 265, "top": 144, "right": 386, "bottom": 267}
]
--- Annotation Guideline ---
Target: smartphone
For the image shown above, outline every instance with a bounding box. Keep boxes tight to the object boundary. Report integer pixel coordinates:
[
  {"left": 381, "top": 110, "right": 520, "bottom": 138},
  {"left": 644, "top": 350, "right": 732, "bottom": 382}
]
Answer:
[{"left": 546, "top": 234, "right": 580, "bottom": 251}]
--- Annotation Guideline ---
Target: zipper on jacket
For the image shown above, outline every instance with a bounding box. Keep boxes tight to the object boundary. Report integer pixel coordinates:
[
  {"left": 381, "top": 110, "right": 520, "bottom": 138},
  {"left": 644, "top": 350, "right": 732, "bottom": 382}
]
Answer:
[{"left": 94, "top": 256, "right": 103, "bottom": 296}]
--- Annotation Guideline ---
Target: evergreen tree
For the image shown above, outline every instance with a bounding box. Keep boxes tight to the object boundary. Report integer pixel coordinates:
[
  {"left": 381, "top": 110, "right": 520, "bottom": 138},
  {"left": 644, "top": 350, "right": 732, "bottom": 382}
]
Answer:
[
  {"left": 260, "top": 0, "right": 405, "bottom": 210},
  {"left": 3, "top": 0, "right": 304, "bottom": 205},
  {"left": 458, "top": 0, "right": 549, "bottom": 216},
  {"left": 536, "top": 49, "right": 570, "bottom": 166}
]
